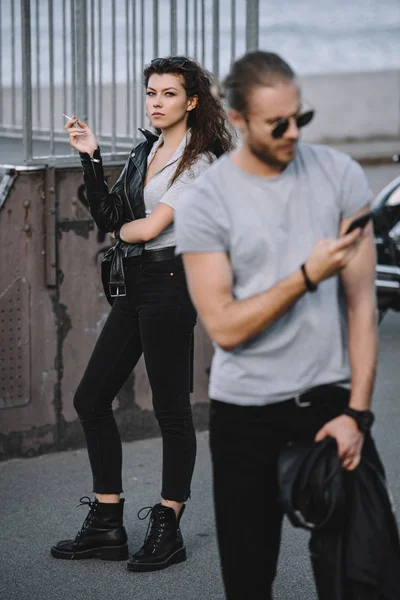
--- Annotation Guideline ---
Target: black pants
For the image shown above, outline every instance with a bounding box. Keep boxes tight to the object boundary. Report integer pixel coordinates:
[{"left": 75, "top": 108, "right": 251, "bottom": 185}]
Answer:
[
  {"left": 74, "top": 257, "right": 197, "bottom": 501},
  {"left": 209, "top": 386, "right": 380, "bottom": 600}
]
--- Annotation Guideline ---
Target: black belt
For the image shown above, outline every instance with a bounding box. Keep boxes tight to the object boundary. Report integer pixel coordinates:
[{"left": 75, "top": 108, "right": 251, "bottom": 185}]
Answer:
[
  {"left": 141, "top": 246, "right": 177, "bottom": 263},
  {"left": 109, "top": 246, "right": 178, "bottom": 300},
  {"left": 124, "top": 246, "right": 178, "bottom": 265},
  {"left": 287, "top": 385, "right": 349, "bottom": 408}
]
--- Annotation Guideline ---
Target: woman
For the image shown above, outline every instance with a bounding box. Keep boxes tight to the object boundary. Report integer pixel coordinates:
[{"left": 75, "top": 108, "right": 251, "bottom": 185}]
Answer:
[{"left": 51, "top": 56, "right": 233, "bottom": 571}]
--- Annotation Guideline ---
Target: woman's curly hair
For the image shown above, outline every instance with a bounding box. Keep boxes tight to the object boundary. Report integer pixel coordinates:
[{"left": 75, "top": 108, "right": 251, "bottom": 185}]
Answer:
[{"left": 143, "top": 56, "right": 234, "bottom": 185}]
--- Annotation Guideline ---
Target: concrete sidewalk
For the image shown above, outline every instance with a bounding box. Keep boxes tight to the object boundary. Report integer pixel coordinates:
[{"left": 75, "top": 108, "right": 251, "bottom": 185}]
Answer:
[
  {"left": 330, "top": 138, "right": 400, "bottom": 164},
  {"left": 1, "top": 313, "right": 400, "bottom": 600},
  {"left": 0, "top": 431, "right": 224, "bottom": 600}
]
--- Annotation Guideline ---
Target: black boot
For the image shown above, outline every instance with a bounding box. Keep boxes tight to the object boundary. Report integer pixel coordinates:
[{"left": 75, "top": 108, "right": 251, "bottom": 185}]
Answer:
[
  {"left": 51, "top": 497, "right": 129, "bottom": 560},
  {"left": 127, "top": 503, "right": 186, "bottom": 572}
]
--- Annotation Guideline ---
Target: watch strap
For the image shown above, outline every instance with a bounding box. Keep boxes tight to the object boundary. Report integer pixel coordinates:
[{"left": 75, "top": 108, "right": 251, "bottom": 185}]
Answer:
[{"left": 343, "top": 407, "right": 374, "bottom": 432}]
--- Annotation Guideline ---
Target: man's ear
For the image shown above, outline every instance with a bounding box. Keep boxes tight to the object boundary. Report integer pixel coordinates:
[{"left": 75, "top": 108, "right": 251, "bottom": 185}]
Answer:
[
  {"left": 187, "top": 95, "right": 198, "bottom": 112},
  {"left": 228, "top": 108, "right": 247, "bottom": 136}
]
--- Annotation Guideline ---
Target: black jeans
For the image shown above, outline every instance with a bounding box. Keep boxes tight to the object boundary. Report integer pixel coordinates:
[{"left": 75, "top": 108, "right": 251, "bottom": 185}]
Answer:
[
  {"left": 209, "top": 386, "right": 380, "bottom": 600},
  {"left": 74, "top": 257, "right": 197, "bottom": 501}
]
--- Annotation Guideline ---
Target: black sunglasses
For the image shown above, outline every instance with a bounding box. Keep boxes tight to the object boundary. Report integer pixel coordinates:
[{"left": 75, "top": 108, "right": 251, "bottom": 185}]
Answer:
[
  {"left": 271, "top": 109, "right": 315, "bottom": 139},
  {"left": 150, "top": 57, "right": 189, "bottom": 69}
]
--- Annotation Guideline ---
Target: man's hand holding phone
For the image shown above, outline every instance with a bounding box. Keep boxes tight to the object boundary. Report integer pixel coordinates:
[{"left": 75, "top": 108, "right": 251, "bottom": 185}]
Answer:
[
  {"left": 304, "top": 227, "right": 364, "bottom": 286},
  {"left": 64, "top": 114, "right": 98, "bottom": 157},
  {"left": 344, "top": 210, "right": 373, "bottom": 235},
  {"left": 302, "top": 210, "right": 373, "bottom": 287}
]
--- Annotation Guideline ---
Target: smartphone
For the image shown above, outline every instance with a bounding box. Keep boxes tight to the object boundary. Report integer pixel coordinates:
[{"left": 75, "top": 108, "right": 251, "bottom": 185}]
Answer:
[{"left": 345, "top": 211, "right": 373, "bottom": 234}]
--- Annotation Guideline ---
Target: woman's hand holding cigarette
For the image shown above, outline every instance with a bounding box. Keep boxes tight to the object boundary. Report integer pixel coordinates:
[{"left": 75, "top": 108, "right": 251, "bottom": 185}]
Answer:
[{"left": 64, "top": 115, "right": 98, "bottom": 157}]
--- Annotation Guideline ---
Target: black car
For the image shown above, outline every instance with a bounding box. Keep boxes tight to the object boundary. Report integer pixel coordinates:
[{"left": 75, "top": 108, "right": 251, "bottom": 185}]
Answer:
[{"left": 372, "top": 156, "right": 400, "bottom": 321}]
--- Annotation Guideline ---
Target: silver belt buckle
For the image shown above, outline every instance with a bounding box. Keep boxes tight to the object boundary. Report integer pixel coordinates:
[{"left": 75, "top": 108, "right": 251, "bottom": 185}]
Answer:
[
  {"left": 109, "top": 284, "right": 127, "bottom": 298},
  {"left": 294, "top": 393, "right": 312, "bottom": 408}
]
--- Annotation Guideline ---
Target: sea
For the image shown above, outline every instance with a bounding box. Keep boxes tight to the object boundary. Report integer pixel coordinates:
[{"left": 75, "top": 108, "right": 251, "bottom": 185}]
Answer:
[{"left": 0, "top": 0, "right": 399, "bottom": 86}]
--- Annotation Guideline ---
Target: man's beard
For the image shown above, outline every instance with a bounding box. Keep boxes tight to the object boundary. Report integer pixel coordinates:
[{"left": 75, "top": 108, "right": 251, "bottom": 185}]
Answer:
[{"left": 248, "top": 138, "right": 296, "bottom": 172}]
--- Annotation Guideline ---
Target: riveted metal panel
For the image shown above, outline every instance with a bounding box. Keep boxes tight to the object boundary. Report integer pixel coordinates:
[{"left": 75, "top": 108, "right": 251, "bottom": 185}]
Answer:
[{"left": 0, "top": 277, "right": 30, "bottom": 408}]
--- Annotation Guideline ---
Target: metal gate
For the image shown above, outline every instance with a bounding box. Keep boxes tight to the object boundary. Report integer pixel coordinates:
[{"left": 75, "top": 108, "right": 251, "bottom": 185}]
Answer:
[{"left": 0, "top": 0, "right": 260, "bottom": 165}]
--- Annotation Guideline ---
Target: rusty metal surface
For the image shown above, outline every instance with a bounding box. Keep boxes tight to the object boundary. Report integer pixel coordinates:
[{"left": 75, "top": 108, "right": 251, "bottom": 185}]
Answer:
[
  {"left": 43, "top": 167, "right": 57, "bottom": 287},
  {"left": 0, "top": 169, "right": 58, "bottom": 458},
  {"left": 0, "top": 162, "right": 213, "bottom": 460},
  {"left": 56, "top": 166, "right": 111, "bottom": 427}
]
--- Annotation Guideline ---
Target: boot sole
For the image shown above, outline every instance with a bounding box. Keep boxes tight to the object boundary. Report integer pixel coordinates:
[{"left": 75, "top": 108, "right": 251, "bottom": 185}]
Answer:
[
  {"left": 127, "top": 546, "right": 187, "bottom": 572},
  {"left": 51, "top": 543, "right": 129, "bottom": 561}
]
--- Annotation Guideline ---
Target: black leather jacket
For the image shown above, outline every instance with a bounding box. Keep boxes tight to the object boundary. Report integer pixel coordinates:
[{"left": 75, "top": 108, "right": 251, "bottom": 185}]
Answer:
[
  {"left": 79, "top": 129, "right": 159, "bottom": 303},
  {"left": 278, "top": 436, "right": 400, "bottom": 599},
  {"left": 80, "top": 128, "right": 159, "bottom": 259}
]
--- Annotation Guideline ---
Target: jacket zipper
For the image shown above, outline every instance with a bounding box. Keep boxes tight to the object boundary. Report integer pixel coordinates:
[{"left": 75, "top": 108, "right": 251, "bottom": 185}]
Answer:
[
  {"left": 131, "top": 154, "right": 146, "bottom": 213},
  {"left": 124, "top": 152, "right": 136, "bottom": 221},
  {"left": 122, "top": 152, "right": 146, "bottom": 257}
]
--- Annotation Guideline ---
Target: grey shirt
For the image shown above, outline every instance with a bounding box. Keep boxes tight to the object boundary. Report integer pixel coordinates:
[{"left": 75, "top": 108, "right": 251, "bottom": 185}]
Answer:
[
  {"left": 144, "top": 131, "right": 213, "bottom": 251},
  {"left": 175, "top": 143, "right": 373, "bottom": 406}
]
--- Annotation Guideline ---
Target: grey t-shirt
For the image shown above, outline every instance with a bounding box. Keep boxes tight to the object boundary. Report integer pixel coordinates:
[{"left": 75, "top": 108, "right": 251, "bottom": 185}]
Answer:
[
  {"left": 175, "top": 143, "right": 373, "bottom": 406},
  {"left": 144, "top": 131, "right": 213, "bottom": 251}
]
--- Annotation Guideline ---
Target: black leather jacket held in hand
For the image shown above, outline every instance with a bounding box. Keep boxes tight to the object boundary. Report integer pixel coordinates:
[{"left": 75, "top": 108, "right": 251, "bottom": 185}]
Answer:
[
  {"left": 278, "top": 436, "right": 400, "bottom": 599},
  {"left": 79, "top": 129, "right": 159, "bottom": 303}
]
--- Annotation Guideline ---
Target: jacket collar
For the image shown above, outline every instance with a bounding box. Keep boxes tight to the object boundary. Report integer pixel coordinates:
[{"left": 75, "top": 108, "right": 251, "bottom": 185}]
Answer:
[{"left": 138, "top": 128, "right": 159, "bottom": 145}]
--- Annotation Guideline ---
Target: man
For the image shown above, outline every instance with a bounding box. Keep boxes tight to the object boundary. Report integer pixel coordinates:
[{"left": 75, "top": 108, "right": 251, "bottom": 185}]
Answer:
[{"left": 175, "top": 51, "right": 379, "bottom": 598}]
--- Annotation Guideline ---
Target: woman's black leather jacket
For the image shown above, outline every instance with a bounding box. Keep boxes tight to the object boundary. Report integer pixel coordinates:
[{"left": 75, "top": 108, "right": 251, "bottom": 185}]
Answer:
[
  {"left": 79, "top": 128, "right": 159, "bottom": 259},
  {"left": 79, "top": 129, "right": 159, "bottom": 303}
]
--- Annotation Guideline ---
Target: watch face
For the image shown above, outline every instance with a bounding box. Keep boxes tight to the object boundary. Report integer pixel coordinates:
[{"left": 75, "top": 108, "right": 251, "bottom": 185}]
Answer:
[
  {"left": 359, "top": 411, "right": 374, "bottom": 432},
  {"left": 345, "top": 408, "right": 374, "bottom": 432}
]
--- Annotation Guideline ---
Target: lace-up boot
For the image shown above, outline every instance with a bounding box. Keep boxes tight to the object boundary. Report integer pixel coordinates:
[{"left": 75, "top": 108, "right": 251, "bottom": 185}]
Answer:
[
  {"left": 51, "top": 497, "right": 129, "bottom": 560},
  {"left": 127, "top": 503, "right": 186, "bottom": 571}
]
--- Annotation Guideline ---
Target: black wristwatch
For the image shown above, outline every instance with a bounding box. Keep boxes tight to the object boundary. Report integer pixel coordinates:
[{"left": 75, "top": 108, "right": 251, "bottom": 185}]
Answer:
[{"left": 343, "top": 407, "right": 375, "bottom": 433}]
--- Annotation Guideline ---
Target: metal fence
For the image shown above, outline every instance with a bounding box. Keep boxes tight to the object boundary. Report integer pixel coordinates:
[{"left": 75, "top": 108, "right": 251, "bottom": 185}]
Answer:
[{"left": 0, "top": 0, "right": 260, "bottom": 165}]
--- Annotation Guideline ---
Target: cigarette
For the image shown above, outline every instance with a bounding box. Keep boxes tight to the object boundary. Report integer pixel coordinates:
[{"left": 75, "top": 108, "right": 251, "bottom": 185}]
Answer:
[
  {"left": 63, "top": 113, "right": 81, "bottom": 121},
  {"left": 63, "top": 114, "right": 82, "bottom": 127}
]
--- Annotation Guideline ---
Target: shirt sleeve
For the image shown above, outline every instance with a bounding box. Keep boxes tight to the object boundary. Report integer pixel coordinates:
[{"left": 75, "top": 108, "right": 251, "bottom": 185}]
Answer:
[
  {"left": 158, "top": 154, "right": 212, "bottom": 209},
  {"left": 339, "top": 158, "right": 374, "bottom": 219},
  {"left": 175, "top": 180, "right": 229, "bottom": 255}
]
